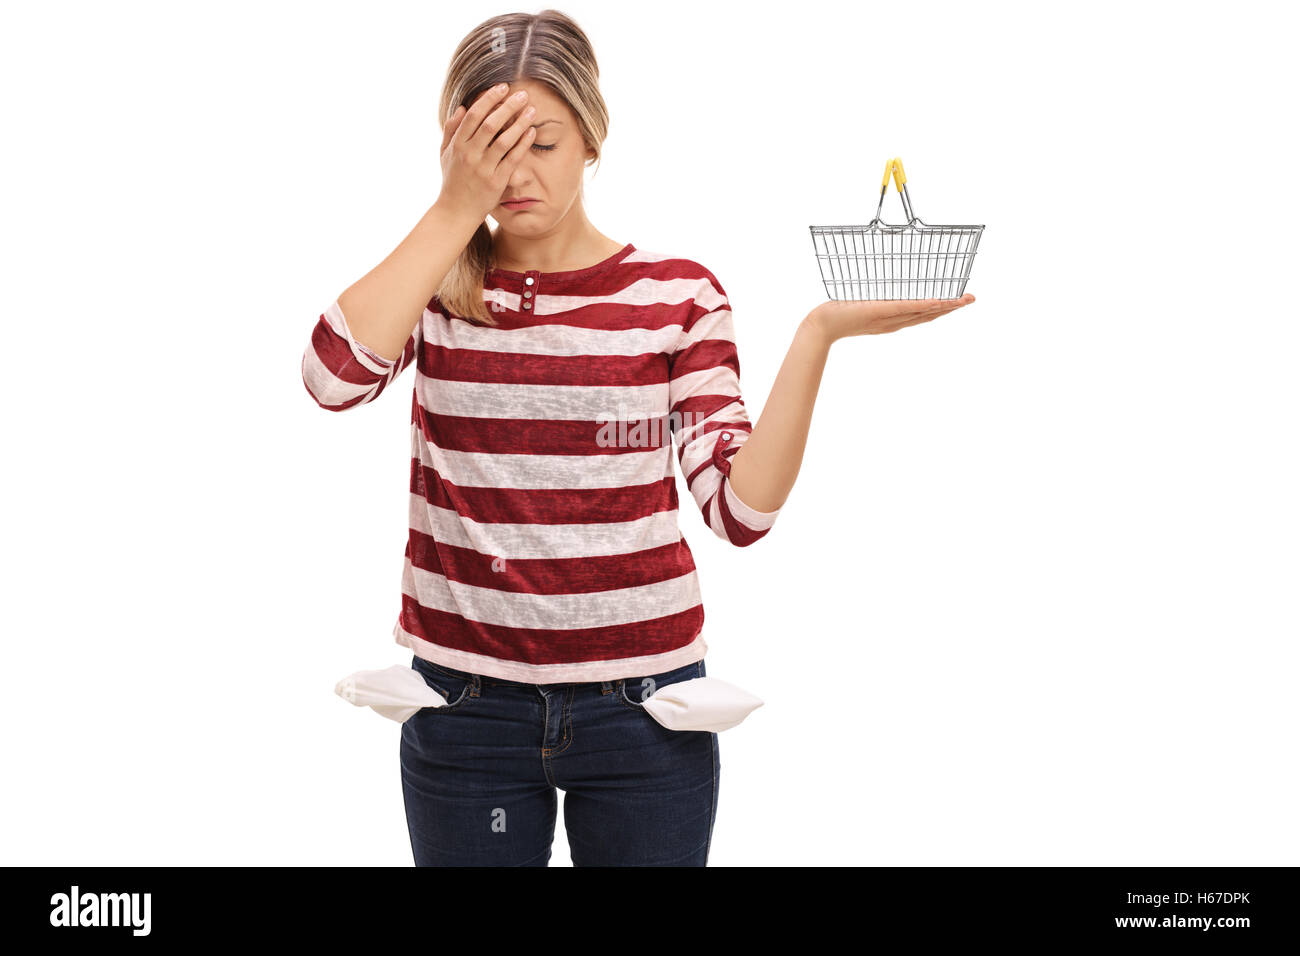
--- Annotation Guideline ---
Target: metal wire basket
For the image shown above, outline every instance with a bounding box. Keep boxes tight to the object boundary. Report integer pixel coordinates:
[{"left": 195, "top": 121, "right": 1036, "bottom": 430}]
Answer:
[{"left": 809, "top": 157, "right": 984, "bottom": 300}]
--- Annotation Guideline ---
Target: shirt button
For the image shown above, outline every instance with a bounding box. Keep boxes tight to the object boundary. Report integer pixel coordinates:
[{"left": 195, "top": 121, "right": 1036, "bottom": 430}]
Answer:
[
  {"left": 525, "top": 276, "right": 534, "bottom": 285},
  {"left": 522, "top": 301, "right": 531, "bottom": 310},
  {"left": 523, "top": 290, "right": 531, "bottom": 298},
  {"left": 721, "top": 432, "right": 731, "bottom": 441}
]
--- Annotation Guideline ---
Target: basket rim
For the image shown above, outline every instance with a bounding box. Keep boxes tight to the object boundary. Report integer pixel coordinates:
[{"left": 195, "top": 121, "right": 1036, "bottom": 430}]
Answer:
[{"left": 809, "top": 222, "right": 985, "bottom": 232}]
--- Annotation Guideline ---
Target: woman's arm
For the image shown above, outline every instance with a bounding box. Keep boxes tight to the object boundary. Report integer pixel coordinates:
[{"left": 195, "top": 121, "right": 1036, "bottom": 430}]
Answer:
[
  {"left": 336, "top": 200, "right": 483, "bottom": 361},
  {"left": 302, "top": 199, "right": 480, "bottom": 413},
  {"left": 727, "top": 294, "right": 976, "bottom": 513},
  {"left": 725, "top": 316, "right": 829, "bottom": 514},
  {"left": 334, "top": 83, "right": 539, "bottom": 360}
]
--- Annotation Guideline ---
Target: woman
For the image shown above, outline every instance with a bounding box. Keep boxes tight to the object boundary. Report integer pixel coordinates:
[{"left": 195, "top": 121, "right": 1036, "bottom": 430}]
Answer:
[{"left": 301, "top": 10, "right": 973, "bottom": 866}]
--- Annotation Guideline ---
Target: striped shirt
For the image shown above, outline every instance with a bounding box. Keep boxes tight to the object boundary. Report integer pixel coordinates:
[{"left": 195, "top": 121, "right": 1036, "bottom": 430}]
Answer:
[{"left": 301, "top": 242, "right": 781, "bottom": 682}]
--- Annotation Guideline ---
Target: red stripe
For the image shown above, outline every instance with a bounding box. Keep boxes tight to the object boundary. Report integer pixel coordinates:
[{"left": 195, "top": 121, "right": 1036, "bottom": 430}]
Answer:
[
  {"left": 431, "top": 297, "right": 688, "bottom": 335},
  {"left": 407, "top": 529, "right": 696, "bottom": 593},
  {"left": 416, "top": 405, "right": 671, "bottom": 455},
  {"left": 715, "top": 480, "right": 770, "bottom": 547},
  {"left": 422, "top": 344, "right": 665, "bottom": 386},
  {"left": 413, "top": 462, "right": 676, "bottom": 525},
  {"left": 309, "top": 316, "right": 384, "bottom": 387},
  {"left": 669, "top": 338, "right": 739, "bottom": 380},
  {"left": 672, "top": 394, "right": 747, "bottom": 425},
  {"left": 401, "top": 595, "right": 705, "bottom": 666}
]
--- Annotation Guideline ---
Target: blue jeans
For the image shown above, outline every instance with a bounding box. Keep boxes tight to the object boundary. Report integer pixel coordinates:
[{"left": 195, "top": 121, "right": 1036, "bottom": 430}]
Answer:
[{"left": 399, "top": 655, "right": 720, "bottom": 866}]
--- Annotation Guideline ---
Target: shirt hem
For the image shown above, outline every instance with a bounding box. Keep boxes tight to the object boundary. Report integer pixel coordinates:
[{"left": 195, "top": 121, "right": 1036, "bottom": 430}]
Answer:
[{"left": 393, "top": 621, "right": 707, "bottom": 683}]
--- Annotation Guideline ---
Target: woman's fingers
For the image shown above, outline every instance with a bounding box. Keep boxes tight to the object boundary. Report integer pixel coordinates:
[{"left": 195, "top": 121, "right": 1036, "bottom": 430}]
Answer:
[
  {"left": 440, "top": 105, "right": 465, "bottom": 153},
  {"left": 911, "top": 294, "right": 972, "bottom": 313},
  {"left": 811, "top": 293, "right": 976, "bottom": 340},
  {"left": 498, "top": 114, "right": 538, "bottom": 173},
  {"left": 858, "top": 294, "right": 975, "bottom": 335},
  {"left": 898, "top": 294, "right": 974, "bottom": 321},
  {"left": 470, "top": 87, "right": 530, "bottom": 156},
  {"left": 489, "top": 101, "right": 537, "bottom": 168},
  {"left": 916, "top": 294, "right": 974, "bottom": 324},
  {"left": 455, "top": 83, "right": 514, "bottom": 158}
]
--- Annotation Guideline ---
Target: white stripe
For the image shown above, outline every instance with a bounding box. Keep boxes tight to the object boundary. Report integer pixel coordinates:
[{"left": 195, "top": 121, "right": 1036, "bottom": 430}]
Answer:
[
  {"left": 301, "top": 345, "right": 384, "bottom": 407},
  {"left": 416, "top": 377, "right": 670, "bottom": 421},
  {"left": 534, "top": 276, "right": 704, "bottom": 316},
  {"left": 410, "top": 494, "right": 683, "bottom": 559},
  {"left": 672, "top": 365, "right": 742, "bottom": 402},
  {"left": 394, "top": 621, "right": 709, "bottom": 684},
  {"left": 679, "top": 305, "right": 735, "bottom": 346},
  {"left": 722, "top": 474, "right": 782, "bottom": 530},
  {"left": 427, "top": 309, "right": 681, "bottom": 356}
]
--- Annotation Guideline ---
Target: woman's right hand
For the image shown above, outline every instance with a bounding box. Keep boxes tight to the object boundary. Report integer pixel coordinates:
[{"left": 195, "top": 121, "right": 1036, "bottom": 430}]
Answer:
[
  {"left": 808, "top": 294, "right": 976, "bottom": 344},
  {"left": 436, "top": 83, "right": 537, "bottom": 222}
]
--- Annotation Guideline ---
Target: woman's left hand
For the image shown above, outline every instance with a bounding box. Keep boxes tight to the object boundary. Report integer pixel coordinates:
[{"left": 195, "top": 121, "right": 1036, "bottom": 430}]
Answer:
[{"left": 807, "top": 293, "right": 975, "bottom": 344}]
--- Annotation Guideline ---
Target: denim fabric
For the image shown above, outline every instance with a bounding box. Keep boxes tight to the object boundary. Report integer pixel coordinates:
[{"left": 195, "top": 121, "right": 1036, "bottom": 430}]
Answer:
[{"left": 399, "top": 655, "right": 720, "bottom": 866}]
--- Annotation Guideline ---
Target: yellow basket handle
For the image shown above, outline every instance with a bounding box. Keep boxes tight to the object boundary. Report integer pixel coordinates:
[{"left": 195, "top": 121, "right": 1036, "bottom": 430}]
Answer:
[
  {"left": 879, "top": 157, "right": 909, "bottom": 191},
  {"left": 880, "top": 159, "right": 897, "bottom": 190},
  {"left": 872, "top": 156, "right": 917, "bottom": 224}
]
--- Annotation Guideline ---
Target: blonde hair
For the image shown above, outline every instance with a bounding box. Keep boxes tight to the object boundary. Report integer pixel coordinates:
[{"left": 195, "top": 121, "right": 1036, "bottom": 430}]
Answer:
[{"left": 436, "top": 10, "right": 609, "bottom": 326}]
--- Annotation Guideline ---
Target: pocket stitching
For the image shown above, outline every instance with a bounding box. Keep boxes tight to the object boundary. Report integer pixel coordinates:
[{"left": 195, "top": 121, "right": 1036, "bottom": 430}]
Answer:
[
  {"left": 617, "top": 663, "right": 702, "bottom": 711},
  {"left": 617, "top": 678, "right": 647, "bottom": 710},
  {"left": 411, "top": 660, "right": 474, "bottom": 712}
]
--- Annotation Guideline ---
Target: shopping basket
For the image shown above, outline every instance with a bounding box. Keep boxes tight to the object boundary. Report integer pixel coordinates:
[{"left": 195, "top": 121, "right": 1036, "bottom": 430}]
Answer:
[{"left": 809, "top": 157, "right": 984, "bottom": 300}]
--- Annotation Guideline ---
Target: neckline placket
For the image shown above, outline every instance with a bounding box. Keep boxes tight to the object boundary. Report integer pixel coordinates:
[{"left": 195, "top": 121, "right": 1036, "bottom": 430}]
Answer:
[{"left": 521, "top": 270, "right": 539, "bottom": 312}]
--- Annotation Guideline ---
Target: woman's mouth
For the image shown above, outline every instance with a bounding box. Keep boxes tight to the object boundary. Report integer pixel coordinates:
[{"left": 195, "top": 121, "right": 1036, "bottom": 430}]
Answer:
[{"left": 501, "top": 199, "right": 540, "bottom": 211}]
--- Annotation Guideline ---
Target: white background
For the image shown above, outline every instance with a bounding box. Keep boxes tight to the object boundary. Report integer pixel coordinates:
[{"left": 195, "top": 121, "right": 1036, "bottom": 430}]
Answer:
[{"left": 3, "top": 0, "right": 1296, "bottom": 866}]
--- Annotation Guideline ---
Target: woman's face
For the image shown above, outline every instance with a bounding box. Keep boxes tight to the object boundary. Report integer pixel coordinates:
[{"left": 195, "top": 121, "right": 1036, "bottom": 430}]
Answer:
[{"left": 492, "top": 80, "right": 593, "bottom": 232}]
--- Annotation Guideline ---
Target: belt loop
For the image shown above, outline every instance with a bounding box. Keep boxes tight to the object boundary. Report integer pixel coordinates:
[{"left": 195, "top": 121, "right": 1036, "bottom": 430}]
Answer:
[
  {"left": 600, "top": 679, "right": 613, "bottom": 695},
  {"left": 470, "top": 674, "right": 481, "bottom": 698}
]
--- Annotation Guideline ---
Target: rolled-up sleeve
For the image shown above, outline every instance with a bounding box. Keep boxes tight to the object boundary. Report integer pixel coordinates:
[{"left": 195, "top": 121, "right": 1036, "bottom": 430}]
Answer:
[
  {"left": 301, "top": 300, "right": 420, "bottom": 411},
  {"left": 668, "top": 272, "right": 780, "bottom": 547}
]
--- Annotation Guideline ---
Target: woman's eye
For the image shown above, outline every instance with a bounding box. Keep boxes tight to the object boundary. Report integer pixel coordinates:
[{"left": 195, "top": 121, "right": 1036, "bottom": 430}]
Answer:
[{"left": 531, "top": 143, "right": 557, "bottom": 151}]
